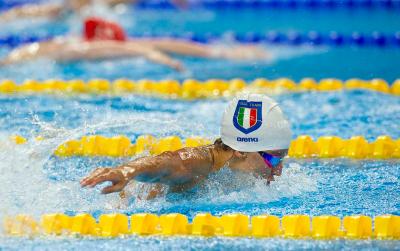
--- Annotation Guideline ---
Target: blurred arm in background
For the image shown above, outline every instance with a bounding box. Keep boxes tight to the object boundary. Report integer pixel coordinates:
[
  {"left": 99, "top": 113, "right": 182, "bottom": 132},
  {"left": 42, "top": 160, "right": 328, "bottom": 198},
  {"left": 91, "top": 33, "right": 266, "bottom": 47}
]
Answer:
[
  {"left": 132, "top": 38, "right": 271, "bottom": 61},
  {"left": 0, "top": 36, "right": 268, "bottom": 70},
  {"left": 0, "top": 2, "right": 63, "bottom": 21},
  {"left": 0, "top": 38, "right": 183, "bottom": 71},
  {"left": 0, "top": 0, "right": 186, "bottom": 21},
  {"left": 0, "top": 0, "right": 93, "bottom": 21}
]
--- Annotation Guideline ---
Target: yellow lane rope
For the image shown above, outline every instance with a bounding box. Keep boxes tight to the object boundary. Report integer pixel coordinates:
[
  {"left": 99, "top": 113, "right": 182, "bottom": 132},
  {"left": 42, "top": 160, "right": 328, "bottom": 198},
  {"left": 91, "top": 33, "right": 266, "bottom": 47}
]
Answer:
[
  {"left": 3, "top": 213, "right": 399, "bottom": 239},
  {"left": 7, "top": 134, "right": 400, "bottom": 159},
  {"left": 1, "top": 78, "right": 399, "bottom": 99}
]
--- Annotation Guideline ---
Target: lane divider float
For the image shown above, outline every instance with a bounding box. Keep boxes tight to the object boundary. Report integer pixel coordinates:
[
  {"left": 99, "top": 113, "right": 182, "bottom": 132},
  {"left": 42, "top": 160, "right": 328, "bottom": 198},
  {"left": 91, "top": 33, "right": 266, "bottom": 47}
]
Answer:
[
  {"left": 135, "top": 30, "right": 400, "bottom": 47},
  {"left": 8, "top": 134, "right": 400, "bottom": 159},
  {"left": 136, "top": 0, "right": 400, "bottom": 9},
  {"left": 3, "top": 213, "right": 400, "bottom": 239},
  {"left": 1, "top": 78, "right": 400, "bottom": 99}
]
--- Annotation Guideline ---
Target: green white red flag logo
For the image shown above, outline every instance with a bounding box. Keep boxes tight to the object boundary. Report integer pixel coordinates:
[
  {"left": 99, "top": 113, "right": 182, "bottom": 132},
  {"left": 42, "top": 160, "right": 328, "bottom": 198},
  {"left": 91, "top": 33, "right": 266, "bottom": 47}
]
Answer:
[{"left": 233, "top": 100, "right": 262, "bottom": 134}]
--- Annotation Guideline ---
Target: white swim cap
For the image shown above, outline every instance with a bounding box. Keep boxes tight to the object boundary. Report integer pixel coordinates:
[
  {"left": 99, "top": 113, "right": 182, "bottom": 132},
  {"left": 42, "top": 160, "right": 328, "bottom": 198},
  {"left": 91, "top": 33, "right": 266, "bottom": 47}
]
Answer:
[{"left": 220, "top": 93, "right": 292, "bottom": 152}]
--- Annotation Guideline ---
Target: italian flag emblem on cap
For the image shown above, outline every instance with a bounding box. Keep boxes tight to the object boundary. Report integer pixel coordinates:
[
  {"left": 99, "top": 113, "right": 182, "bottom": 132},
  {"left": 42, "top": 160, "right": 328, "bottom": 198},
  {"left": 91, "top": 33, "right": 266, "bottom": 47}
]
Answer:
[
  {"left": 237, "top": 107, "right": 257, "bottom": 129},
  {"left": 233, "top": 100, "right": 263, "bottom": 134}
]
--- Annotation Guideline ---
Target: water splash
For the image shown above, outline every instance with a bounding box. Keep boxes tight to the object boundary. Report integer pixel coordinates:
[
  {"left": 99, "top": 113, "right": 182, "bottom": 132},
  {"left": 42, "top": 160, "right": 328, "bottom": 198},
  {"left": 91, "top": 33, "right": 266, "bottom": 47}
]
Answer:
[
  {"left": 0, "top": 109, "right": 318, "bottom": 220},
  {"left": 120, "top": 162, "right": 318, "bottom": 216},
  {"left": 0, "top": 113, "right": 209, "bottom": 219}
]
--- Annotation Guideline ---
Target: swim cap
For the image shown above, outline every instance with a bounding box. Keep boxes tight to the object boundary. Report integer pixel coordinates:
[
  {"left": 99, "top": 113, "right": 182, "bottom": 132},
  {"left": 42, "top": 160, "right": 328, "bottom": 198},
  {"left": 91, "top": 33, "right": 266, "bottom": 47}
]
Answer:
[
  {"left": 220, "top": 93, "right": 292, "bottom": 152},
  {"left": 83, "top": 17, "right": 127, "bottom": 42}
]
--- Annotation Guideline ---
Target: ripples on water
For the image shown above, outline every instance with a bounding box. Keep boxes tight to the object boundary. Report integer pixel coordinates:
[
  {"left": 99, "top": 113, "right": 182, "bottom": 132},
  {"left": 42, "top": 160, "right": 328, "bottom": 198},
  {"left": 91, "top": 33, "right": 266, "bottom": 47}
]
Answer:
[
  {"left": 0, "top": 91, "right": 399, "bottom": 220},
  {"left": 1, "top": 6, "right": 400, "bottom": 249}
]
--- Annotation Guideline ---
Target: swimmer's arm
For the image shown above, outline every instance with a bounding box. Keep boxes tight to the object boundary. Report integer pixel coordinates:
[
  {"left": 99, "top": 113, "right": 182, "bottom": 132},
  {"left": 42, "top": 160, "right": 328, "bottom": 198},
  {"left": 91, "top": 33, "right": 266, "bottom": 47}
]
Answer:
[
  {"left": 104, "top": 0, "right": 187, "bottom": 8},
  {"left": 0, "top": 40, "right": 184, "bottom": 70},
  {"left": 104, "top": 0, "right": 138, "bottom": 5},
  {"left": 103, "top": 42, "right": 184, "bottom": 71},
  {"left": 135, "top": 39, "right": 215, "bottom": 58},
  {"left": 139, "top": 47, "right": 184, "bottom": 71},
  {"left": 80, "top": 151, "right": 182, "bottom": 194},
  {"left": 120, "top": 183, "right": 166, "bottom": 201},
  {"left": 146, "top": 184, "right": 166, "bottom": 200},
  {"left": 0, "top": 42, "right": 44, "bottom": 65},
  {"left": 169, "top": 178, "right": 204, "bottom": 193},
  {"left": 61, "top": 41, "right": 183, "bottom": 71},
  {"left": 0, "top": 3, "right": 62, "bottom": 21},
  {"left": 228, "top": 164, "right": 272, "bottom": 180},
  {"left": 124, "top": 180, "right": 199, "bottom": 201},
  {"left": 134, "top": 39, "right": 269, "bottom": 60}
]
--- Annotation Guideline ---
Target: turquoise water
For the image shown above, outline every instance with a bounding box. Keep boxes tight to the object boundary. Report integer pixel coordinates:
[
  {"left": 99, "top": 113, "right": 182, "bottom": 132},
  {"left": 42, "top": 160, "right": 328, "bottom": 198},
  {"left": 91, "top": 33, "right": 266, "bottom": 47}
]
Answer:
[
  {"left": 2, "top": 7, "right": 400, "bottom": 36},
  {"left": 1, "top": 46, "right": 400, "bottom": 82},
  {"left": 0, "top": 236, "right": 399, "bottom": 251},
  {"left": 0, "top": 91, "right": 399, "bottom": 250},
  {"left": 0, "top": 3, "right": 400, "bottom": 250}
]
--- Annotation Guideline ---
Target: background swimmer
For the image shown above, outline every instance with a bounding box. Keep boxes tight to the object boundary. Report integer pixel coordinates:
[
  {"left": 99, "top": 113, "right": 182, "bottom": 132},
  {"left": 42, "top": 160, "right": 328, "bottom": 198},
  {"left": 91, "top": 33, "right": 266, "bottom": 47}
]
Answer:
[
  {"left": 0, "top": 0, "right": 136, "bottom": 21},
  {"left": 0, "top": 0, "right": 85, "bottom": 21},
  {"left": 0, "top": 39, "right": 185, "bottom": 71},
  {"left": 0, "top": 17, "right": 270, "bottom": 71},
  {"left": 81, "top": 94, "right": 292, "bottom": 199},
  {"left": 0, "top": 0, "right": 187, "bottom": 21}
]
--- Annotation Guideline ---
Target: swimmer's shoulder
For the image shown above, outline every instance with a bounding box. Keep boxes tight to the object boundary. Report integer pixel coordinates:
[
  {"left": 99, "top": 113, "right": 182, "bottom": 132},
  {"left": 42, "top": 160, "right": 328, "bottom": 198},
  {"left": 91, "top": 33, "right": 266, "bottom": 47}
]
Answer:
[{"left": 176, "top": 145, "right": 215, "bottom": 169}]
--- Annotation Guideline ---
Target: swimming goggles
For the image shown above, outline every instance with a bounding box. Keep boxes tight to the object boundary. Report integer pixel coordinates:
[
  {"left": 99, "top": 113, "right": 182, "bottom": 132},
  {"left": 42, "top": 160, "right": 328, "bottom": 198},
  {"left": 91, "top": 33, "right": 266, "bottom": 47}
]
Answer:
[{"left": 258, "top": 152, "right": 285, "bottom": 169}]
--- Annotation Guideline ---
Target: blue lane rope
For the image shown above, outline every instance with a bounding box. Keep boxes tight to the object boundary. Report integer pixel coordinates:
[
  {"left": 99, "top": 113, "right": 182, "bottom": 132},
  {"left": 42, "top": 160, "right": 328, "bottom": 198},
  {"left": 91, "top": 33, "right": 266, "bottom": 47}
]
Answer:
[
  {"left": 138, "top": 0, "right": 400, "bottom": 9},
  {"left": 0, "top": 0, "right": 38, "bottom": 10},
  {"left": 0, "top": 34, "right": 52, "bottom": 47},
  {"left": 1, "top": 0, "right": 400, "bottom": 10},
  {"left": 1, "top": 31, "right": 399, "bottom": 48}
]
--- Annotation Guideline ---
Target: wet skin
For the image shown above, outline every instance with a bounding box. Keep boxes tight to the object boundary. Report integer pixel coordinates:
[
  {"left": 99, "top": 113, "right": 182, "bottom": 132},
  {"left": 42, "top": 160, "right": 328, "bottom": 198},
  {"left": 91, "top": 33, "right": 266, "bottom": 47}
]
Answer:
[{"left": 80, "top": 144, "right": 287, "bottom": 195}]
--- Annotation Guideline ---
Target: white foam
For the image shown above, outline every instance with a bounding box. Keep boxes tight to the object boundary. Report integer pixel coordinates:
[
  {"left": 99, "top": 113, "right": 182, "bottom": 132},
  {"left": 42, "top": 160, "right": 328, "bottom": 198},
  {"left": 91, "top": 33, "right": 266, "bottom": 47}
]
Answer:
[
  {"left": 0, "top": 111, "right": 215, "bottom": 218},
  {"left": 0, "top": 111, "right": 317, "bottom": 220},
  {"left": 121, "top": 162, "right": 318, "bottom": 212}
]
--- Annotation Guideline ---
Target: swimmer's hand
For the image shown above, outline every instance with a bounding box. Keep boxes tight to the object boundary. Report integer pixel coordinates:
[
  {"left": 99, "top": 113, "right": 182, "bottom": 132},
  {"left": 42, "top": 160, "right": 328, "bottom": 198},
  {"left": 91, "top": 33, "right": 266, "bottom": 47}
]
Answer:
[
  {"left": 143, "top": 49, "right": 185, "bottom": 72},
  {"left": 214, "top": 45, "right": 270, "bottom": 61},
  {"left": 80, "top": 167, "right": 129, "bottom": 194},
  {"left": 171, "top": 60, "right": 185, "bottom": 72}
]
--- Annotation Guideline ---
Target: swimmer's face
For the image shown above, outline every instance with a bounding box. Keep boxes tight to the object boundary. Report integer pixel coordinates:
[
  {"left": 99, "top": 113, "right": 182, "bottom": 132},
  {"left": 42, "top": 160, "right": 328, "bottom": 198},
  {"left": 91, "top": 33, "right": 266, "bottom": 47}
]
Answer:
[
  {"left": 228, "top": 149, "right": 287, "bottom": 183},
  {"left": 261, "top": 149, "right": 287, "bottom": 183}
]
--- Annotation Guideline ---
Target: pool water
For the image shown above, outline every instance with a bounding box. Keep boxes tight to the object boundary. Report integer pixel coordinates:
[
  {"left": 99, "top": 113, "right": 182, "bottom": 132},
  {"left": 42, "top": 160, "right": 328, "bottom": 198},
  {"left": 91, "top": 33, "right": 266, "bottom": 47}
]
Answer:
[
  {"left": 0, "top": 2, "right": 400, "bottom": 250},
  {"left": 1, "top": 6, "right": 400, "bottom": 81}
]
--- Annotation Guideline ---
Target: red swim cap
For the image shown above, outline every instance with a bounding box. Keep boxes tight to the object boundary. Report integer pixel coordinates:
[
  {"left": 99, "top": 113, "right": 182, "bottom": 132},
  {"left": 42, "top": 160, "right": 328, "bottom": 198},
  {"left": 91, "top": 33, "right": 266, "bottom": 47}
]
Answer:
[{"left": 84, "top": 17, "right": 127, "bottom": 42}]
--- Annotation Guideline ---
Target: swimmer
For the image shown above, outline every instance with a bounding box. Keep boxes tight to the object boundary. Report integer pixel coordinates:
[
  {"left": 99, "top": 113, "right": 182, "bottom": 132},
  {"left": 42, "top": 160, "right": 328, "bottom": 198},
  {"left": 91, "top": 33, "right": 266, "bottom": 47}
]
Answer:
[
  {"left": 0, "top": 0, "right": 110, "bottom": 21},
  {"left": 0, "top": 18, "right": 269, "bottom": 71},
  {"left": 0, "top": 38, "right": 184, "bottom": 71},
  {"left": 81, "top": 94, "right": 292, "bottom": 199}
]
